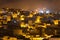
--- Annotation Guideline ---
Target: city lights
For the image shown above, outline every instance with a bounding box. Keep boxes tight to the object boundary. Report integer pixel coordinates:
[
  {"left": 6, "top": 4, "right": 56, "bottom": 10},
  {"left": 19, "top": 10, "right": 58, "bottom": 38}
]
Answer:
[
  {"left": 39, "top": 10, "right": 44, "bottom": 13},
  {"left": 0, "top": 0, "right": 60, "bottom": 39},
  {"left": 0, "top": 8, "right": 60, "bottom": 40},
  {"left": 46, "top": 10, "right": 50, "bottom": 13}
]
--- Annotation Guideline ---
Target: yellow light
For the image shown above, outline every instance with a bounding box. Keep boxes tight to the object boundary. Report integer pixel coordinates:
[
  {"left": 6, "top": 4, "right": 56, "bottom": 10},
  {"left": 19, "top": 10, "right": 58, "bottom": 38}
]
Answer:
[
  {"left": 42, "top": 23, "right": 47, "bottom": 28},
  {"left": 3, "top": 36, "right": 9, "bottom": 40},
  {"left": 33, "top": 10, "right": 38, "bottom": 15},
  {"left": 20, "top": 17, "right": 24, "bottom": 20},
  {"left": 28, "top": 13, "right": 33, "bottom": 17},
  {"left": 35, "top": 16, "right": 42, "bottom": 23},
  {"left": 36, "top": 35, "right": 40, "bottom": 37},
  {"left": 20, "top": 15, "right": 24, "bottom": 17},
  {"left": 20, "top": 22, "right": 26, "bottom": 27},
  {"left": 53, "top": 20, "right": 59, "bottom": 25},
  {"left": 46, "top": 24, "right": 51, "bottom": 26},
  {"left": 20, "top": 15, "right": 25, "bottom": 20},
  {"left": 28, "top": 25, "right": 33, "bottom": 29},
  {"left": 12, "top": 13, "right": 17, "bottom": 18},
  {"left": 7, "top": 16, "right": 11, "bottom": 21},
  {"left": 17, "top": 12, "right": 20, "bottom": 15},
  {"left": 35, "top": 19, "right": 40, "bottom": 23},
  {"left": 44, "top": 33, "right": 53, "bottom": 39},
  {"left": 20, "top": 24, "right": 26, "bottom": 27},
  {"left": 25, "top": 35, "right": 30, "bottom": 38}
]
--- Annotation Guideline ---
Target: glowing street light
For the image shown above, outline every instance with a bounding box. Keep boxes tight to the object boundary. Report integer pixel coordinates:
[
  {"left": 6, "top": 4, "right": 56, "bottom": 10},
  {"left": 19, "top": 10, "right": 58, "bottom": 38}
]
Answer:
[
  {"left": 39, "top": 10, "right": 44, "bottom": 13},
  {"left": 46, "top": 10, "right": 50, "bottom": 13}
]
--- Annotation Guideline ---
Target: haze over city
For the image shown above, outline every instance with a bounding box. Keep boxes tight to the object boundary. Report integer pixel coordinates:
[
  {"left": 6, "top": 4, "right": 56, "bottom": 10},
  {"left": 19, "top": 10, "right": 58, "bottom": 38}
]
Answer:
[{"left": 0, "top": 0, "right": 60, "bottom": 11}]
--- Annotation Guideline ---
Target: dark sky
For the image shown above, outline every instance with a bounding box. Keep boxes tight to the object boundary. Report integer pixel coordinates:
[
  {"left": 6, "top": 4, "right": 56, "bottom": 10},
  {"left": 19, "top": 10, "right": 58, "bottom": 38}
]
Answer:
[{"left": 0, "top": 0, "right": 60, "bottom": 11}]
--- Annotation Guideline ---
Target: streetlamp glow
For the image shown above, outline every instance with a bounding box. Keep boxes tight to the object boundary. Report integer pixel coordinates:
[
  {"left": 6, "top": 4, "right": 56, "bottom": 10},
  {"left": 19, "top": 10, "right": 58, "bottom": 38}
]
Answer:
[
  {"left": 46, "top": 10, "right": 50, "bottom": 13},
  {"left": 39, "top": 10, "right": 44, "bottom": 13}
]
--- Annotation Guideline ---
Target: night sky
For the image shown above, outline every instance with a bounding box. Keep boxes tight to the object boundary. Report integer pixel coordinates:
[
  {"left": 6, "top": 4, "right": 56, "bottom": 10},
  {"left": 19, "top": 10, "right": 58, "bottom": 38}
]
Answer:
[{"left": 0, "top": 0, "right": 60, "bottom": 11}]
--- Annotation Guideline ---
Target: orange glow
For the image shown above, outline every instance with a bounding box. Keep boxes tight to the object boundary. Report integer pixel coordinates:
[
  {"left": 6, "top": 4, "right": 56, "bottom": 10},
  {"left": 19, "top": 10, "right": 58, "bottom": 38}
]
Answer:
[
  {"left": 20, "top": 22, "right": 26, "bottom": 27},
  {"left": 7, "top": 16, "right": 11, "bottom": 21},
  {"left": 28, "top": 13, "right": 33, "bottom": 17},
  {"left": 35, "top": 16, "right": 42, "bottom": 23},
  {"left": 53, "top": 20, "right": 59, "bottom": 25},
  {"left": 12, "top": 13, "right": 18, "bottom": 18}
]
